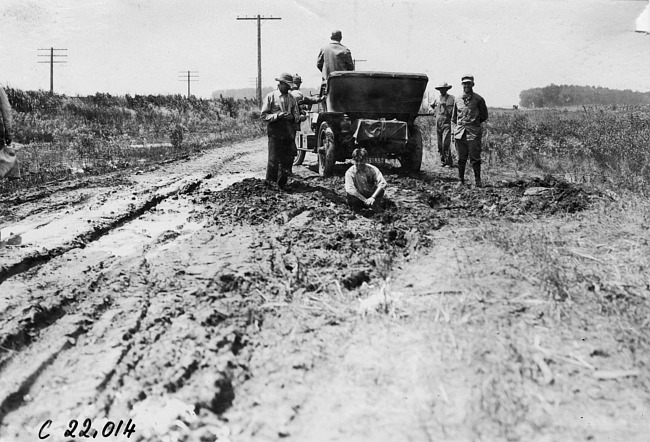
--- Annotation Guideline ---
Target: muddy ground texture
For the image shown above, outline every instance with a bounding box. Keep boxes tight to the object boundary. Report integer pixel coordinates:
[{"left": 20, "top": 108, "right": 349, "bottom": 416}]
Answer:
[
  {"left": 0, "top": 140, "right": 631, "bottom": 442},
  {"left": 196, "top": 171, "right": 595, "bottom": 294}
]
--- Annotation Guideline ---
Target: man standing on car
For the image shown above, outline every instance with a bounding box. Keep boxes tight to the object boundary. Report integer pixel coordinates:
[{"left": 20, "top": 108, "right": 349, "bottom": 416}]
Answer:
[
  {"left": 0, "top": 85, "right": 19, "bottom": 180},
  {"left": 261, "top": 73, "right": 300, "bottom": 189},
  {"left": 317, "top": 30, "right": 354, "bottom": 111},
  {"left": 430, "top": 81, "right": 455, "bottom": 168},
  {"left": 345, "top": 148, "right": 387, "bottom": 213},
  {"left": 451, "top": 75, "right": 488, "bottom": 187}
]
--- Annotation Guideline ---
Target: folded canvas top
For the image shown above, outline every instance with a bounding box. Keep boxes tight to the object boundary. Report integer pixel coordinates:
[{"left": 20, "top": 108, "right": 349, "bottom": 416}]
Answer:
[{"left": 352, "top": 119, "right": 408, "bottom": 144}]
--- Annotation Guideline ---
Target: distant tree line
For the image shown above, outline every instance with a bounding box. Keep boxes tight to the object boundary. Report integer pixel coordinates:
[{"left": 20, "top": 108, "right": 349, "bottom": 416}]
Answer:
[{"left": 519, "top": 84, "right": 650, "bottom": 108}]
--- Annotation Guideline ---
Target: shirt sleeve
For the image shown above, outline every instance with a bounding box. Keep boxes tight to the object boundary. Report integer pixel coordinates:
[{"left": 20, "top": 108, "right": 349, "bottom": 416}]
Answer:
[
  {"left": 373, "top": 167, "right": 387, "bottom": 192},
  {"left": 344, "top": 50, "right": 355, "bottom": 71},
  {"left": 478, "top": 97, "right": 488, "bottom": 123},
  {"left": 300, "top": 95, "right": 322, "bottom": 106},
  {"left": 345, "top": 167, "right": 365, "bottom": 200},
  {"left": 261, "top": 93, "right": 278, "bottom": 122}
]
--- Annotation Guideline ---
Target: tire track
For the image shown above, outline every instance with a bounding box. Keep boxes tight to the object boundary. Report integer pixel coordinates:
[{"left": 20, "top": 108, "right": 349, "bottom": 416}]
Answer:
[
  {"left": 0, "top": 139, "right": 263, "bottom": 287},
  {"left": 0, "top": 139, "right": 267, "bottom": 439},
  {"left": 0, "top": 178, "right": 202, "bottom": 286}
]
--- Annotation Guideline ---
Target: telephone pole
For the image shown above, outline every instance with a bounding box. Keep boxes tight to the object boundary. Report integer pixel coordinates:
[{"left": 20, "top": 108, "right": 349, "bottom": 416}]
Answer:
[
  {"left": 178, "top": 71, "right": 199, "bottom": 97},
  {"left": 236, "top": 14, "right": 281, "bottom": 105},
  {"left": 38, "top": 47, "right": 67, "bottom": 95}
]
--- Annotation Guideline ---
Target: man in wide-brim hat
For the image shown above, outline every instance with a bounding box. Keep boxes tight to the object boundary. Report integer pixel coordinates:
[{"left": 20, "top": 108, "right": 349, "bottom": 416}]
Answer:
[
  {"left": 430, "top": 81, "right": 455, "bottom": 168},
  {"left": 261, "top": 72, "right": 301, "bottom": 189}
]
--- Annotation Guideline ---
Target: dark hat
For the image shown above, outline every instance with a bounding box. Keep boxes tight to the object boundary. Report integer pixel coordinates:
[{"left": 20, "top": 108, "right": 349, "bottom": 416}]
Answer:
[
  {"left": 275, "top": 72, "right": 296, "bottom": 88},
  {"left": 434, "top": 81, "right": 452, "bottom": 90},
  {"left": 461, "top": 75, "right": 475, "bottom": 84},
  {"left": 331, "top": 29, "right": 342, "bottom": 40}
]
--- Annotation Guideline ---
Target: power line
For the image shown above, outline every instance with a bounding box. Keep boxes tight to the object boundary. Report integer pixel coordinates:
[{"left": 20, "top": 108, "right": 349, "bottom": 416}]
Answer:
[
  {"left": 236, "top": 14, "right": 281, "bottom": 105},
  {"left": 178, "top": 70, "right": 199, "bottom": 97},
  {"left": 354, "top": 59, "right": 367, "bottom": 69},
  {"left": 37, "top": 47, "right": 67, "bottom": 95}
]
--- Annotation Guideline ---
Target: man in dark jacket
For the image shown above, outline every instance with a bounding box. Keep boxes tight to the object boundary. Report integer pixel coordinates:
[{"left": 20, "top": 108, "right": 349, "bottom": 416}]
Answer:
[
  {"left": 316, "top": 30, "right": 354, "bottom": 111},
  {"left": 451, "top": 75, "right": 488, "bottom": 187},
  {"left": 261, "top": 73, "right": 301, "bottom": 189},
  {"left": 317, "top": 30, "right": 355, "bottom": 81}
]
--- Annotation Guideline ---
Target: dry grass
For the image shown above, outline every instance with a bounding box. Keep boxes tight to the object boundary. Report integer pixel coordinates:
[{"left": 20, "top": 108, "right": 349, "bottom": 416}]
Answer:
[{"left": 452, "top": 190, "right": 650, "bottom": 439}]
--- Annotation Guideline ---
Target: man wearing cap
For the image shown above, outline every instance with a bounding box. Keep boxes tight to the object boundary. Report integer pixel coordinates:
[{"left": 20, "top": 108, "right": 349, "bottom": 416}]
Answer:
[
  {"left": 345, "top": 148, "right": 387, "bottom": 214},
  {"left": 290, "top": 74, "right": 324, "bottom": 166},
  {"left": 451, "top": 75, "right": 488, "bottom": 187},
  {"left": 430, "top": 82, "right": 455, "bottom": 168},
  {"left": 317, "top": 30, "right": 354, "bottom": 111},
  {"left": 290, "top": 74, "right": 324, "bottom": 125},
  {"left": 261, "top": 73, "right": 301, "bottom": 189}
]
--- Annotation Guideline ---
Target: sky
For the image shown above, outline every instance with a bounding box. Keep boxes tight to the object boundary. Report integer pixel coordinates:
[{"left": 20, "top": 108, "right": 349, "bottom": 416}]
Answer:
[{"left": 2, "top": 0, "right": 650, "bottom": 107}]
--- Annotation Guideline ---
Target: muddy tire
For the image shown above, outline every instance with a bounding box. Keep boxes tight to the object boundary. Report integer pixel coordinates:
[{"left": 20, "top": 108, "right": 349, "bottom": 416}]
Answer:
[
  {"left": 317, "top": 122, "right": 335, "bottom": 177},
  {"left": 293, "top": 150, "right": 306, "bottom": 166},
  {"left": 402, "top": 126, "right": 423, "bottom": 173}
]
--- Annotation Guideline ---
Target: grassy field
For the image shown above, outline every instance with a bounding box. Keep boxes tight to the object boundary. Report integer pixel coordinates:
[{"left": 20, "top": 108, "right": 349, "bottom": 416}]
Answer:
[
  {"left": 1, "top": 88, "right": 264, "bottom": 194},
  {"left": 419, "top": 105, "right": 650, "bottom": 195}
]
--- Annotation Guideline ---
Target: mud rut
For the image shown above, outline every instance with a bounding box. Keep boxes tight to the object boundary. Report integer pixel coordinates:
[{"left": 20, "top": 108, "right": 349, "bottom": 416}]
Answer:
[{"left": 0, "top": 138, "right": 640, "bottom": 442}]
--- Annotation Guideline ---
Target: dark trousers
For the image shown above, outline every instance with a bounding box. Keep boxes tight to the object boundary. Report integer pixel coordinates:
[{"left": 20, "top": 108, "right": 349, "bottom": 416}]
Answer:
[
  {"left": 266, "top": 136, "right": 295, "bottom": 186},
  {"left": 437, "top": 124, "right": 453, "bottom": 166},
  {"left": 455, "top": 133, "right": 482, "bottom": 167},
  {"left": 346, "top": 188, "right": 385, "bottom": 213},
  {"left": 455, "top": 132, "right": 482, "bottom": 182}
]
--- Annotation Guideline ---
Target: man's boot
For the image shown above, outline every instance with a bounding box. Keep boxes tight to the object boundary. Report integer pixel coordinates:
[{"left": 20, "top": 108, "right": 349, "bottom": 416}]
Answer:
[{"left": 473, "top": 163, "right": 482, "bottom": 188}]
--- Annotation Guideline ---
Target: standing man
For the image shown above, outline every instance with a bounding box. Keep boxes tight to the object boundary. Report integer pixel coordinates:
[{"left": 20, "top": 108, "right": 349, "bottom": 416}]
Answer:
[
  {"left": 451, "top": 75, "right": 488, "bottom": 187},
  {"left": 0, "top": 85, "right": 19, "bottom": 179},
  {"left": 290, "top": 73, "right": 324, "bottom": 125},
  {"left": 261, "top": 73, "right": 300, "bottom": 189},
  {"left": 317, "top": 30, "right": 354, "bottom": 111},
  {"left": 430, "top": 81, "right": 455, "bottom": 168},
  {"left": 345, "top": 148, "right": 387, "bottom": 213},
  {"left": 290, "top": 74, "right": 324, "bottom": 167}
]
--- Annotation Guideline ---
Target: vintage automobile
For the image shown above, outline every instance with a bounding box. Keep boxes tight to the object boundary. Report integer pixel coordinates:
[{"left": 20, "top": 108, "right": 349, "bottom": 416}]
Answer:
[{"left": 293, "top": 71, "right": 429, "bottom": 176}]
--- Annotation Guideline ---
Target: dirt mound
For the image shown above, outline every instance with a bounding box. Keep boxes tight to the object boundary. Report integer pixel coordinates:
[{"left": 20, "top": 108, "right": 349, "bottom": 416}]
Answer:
[
  {"left": 192, "top": 177, "right": 446, "bottom": 295},
  {"left": 393, "top": 174, "right": 595, "bottom": 218}
]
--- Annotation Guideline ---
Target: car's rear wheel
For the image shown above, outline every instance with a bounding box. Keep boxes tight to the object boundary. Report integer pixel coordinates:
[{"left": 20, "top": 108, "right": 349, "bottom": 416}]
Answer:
[{"left": 317, "top": 122, "right": 335, "bottom": 177}]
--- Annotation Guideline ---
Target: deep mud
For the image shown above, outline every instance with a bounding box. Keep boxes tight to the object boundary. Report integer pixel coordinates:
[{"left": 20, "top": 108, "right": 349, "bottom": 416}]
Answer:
[{"left": 1, "top": 140, "right": 642, "bottom": 442}]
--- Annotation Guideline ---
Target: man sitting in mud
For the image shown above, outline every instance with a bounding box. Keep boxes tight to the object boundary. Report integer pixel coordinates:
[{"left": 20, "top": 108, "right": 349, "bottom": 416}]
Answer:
[{"left": 345, "top": 148, "right": 387, "bottom": 213}]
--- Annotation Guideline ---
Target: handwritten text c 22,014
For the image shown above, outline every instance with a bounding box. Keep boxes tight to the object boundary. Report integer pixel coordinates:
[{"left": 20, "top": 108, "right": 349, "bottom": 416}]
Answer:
[{"left": 38, "top": 418, "right": 136, "bottom": 439}]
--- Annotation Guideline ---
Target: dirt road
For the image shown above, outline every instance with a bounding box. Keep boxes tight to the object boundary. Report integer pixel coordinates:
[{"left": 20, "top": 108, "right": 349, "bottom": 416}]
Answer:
[{"left": 1, "top": 139, "right": 648, "bottom": 442}]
